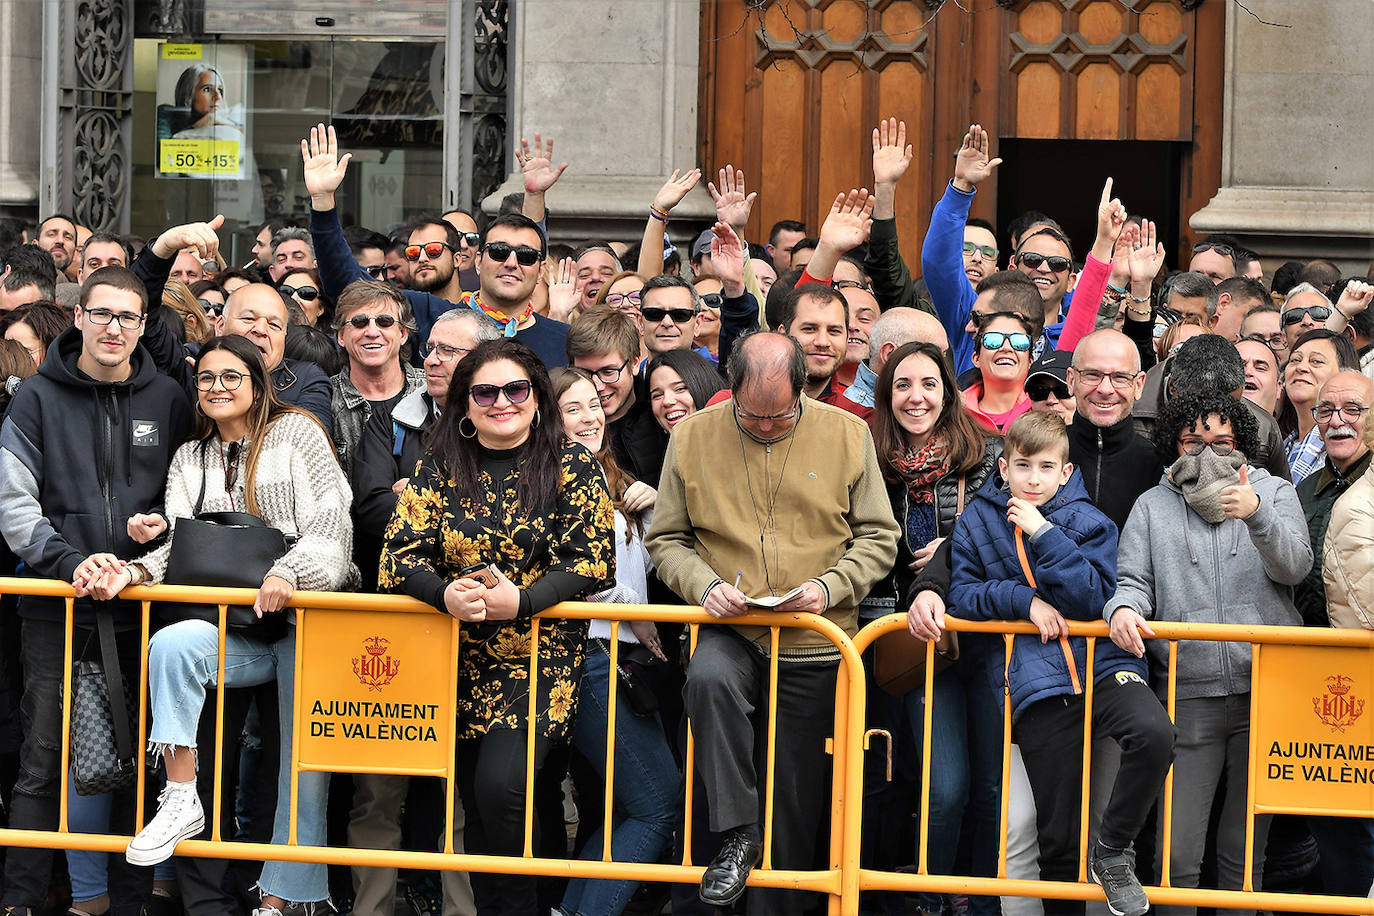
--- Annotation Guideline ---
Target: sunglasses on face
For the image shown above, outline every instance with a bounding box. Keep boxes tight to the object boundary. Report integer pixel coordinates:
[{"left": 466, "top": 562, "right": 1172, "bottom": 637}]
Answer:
[
  {"left": 459, "top": 232, "right": 480, "bottom": 249},
  {"left": 963, "top": 242, "right": 997, "bottom": 260},
  {"left": 346, "top": 313, "right": 399, "bottom": 330},
  {"left": 197, "top": 298, "right": 224, "bottom": 316},
  {"left": 980, "top": 331, "right": 1032, "bottom": 352},
  {"left": 698, "top": 292, "right": 724, "bottom": 309},
  {"left": 642, "top": 307, "right": 697, "bottom": 324},
  {"left": 405, "top": 241, "right": 454, "bottom": 261},
  {"left": 364, "top": 265, "right": 388, "bottom": 280},
  {"left": 481, "top": 241, "right": 542, "bottom": 266},
  {"left": 469, "top": 379, "right": 532, "bottom": 407},
  {"left": 1027, "top": 381, "right": 1070, "bottom": 401},
  {"left": 280, "top": 285, "right": 319, "bottom": 301},
  {"left": 1016, "top": 252, "right": 1072, "bottom": 273},
  {"left": 1281, "top": 305, "right": 1331, "bottom": 326}
]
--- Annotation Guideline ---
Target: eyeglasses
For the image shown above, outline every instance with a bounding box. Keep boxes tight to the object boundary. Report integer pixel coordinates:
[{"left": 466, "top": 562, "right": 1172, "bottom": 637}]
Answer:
[
  {"left": 587, "top": 359, "right": 630, "bottom": 384},
  {"left": 195, "top": 369, "right": 247, "bottom": 391},
  {"left": 346, "top": 313, "right": 399, "bottom": 330},
  {"left": 469, "top": 379, "right": 532, "bottom": 407},
  {"left": 223, "top": 440, "right": 241, "bottom": 493},
  {"left": 83, "top": 308, "right": 144, "bottom": 330},
  {"left": 1313, "top": 404, "right": 1372, "bottom": 424},
  {"left": 1281, "top": 305, "right": 1331, "bottom": 326},
  {"left": 197, "top": 298, "right": 224, "bottom": 317},
  {"left": 698, "top": 292, "right": 724, "bottom": 310},
  {"left": 405, "top": 241, "right": 454, "bottom": 261},
  {"left": 642, "top": 307, "right": 697, "bottom": 324},
  {"left": 1192, "top": 241, "right": 1235, "bottom": 259},
  {"left": 605, "top": 291, "right": 642, "bottom": 308},
  {"left": 1180, "top": 438, "right": 1236, "bottom": 456},
  {"left": 459, "top": 232, "right": 480, "bottom": 249},
  {"left": 1026, "top": 382, "right": 1070, "bottom": 401},
  {"left": 830, "top": 280, "right": 868, "bottom": 292},
  {"left": 481, "top": 241, "right": 542, "bottom": 266},
  {"left": 1015, "top": 252, "right": 1072, "bottom": 273},
  {"left": 280, "top": 285, "right": 319, "bottom": 302},
  {"left": 364, "top": 265, "right": 388, "bottom": 280},
  {"left": 735, "top": 400, "right": 801, "bottom": 423},
  {"left": 422, "top": 341, "right": 468, "bottom": 363},
  {"left": 963, "top": 242, "right": 997, "bottom": 260},
  {"left": 1073, "top": 368, "right": 1140, "bottom": 390},
  {"left": 979, "top": 331, "right": 1032, "bottom": 352}
]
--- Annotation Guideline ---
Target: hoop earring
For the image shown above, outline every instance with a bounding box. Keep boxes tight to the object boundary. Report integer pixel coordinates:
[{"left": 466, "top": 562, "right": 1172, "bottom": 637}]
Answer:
[
  {"left": 531, "top": 408, "right": 540, "bottom": 430},
  {"left": 458, "top": 416, "right": 478, "bottom": 439}
]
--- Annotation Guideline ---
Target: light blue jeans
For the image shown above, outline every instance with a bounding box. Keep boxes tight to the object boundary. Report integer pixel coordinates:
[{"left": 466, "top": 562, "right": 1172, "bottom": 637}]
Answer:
[{"left": 147, "top": 620, "right": 329, "bottom": 905}]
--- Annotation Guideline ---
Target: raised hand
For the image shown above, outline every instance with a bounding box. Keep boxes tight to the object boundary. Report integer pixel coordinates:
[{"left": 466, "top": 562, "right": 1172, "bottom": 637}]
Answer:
[
  {"left": 520, "top": 133, "right": 568, "bottom": 195},
  {"left": 872, "top": 117, "right": 913, "bottom": 187},
  {"left": 709, "top": 221, "right": 747, "bottom": 297},
  {"left": 819, "top": 189, "right": 875, "bottom": 254},
  {"left": 546, "top": 256, "right": 578, "bottom": 322},
  {"left": 1336, "top": 278, "right": 1374, "bottom": 317},
  {"left": 1128, "top": 218, "right": 1167, "bottom": 285},
  {"left": 707, "top": 165, "right": 757, "bottom": 232},
  {"left": 1220, "top": 465, "right": 1259, "bottom": 520},
  {"left": 652, "top": 168, "right": 702, "bottom": 214},
  {"left": 1094, "top": 177, "right": 1128, "bottom": 249},
  {"left": 152, "top": 215, "right": 225, "bottom": 261},
  {"left": 300, "top": 123, "right": 352, "bottom": 207},
  {"left": 1108, "top": 221, "right": 1138, "bottom": 291},
  {"left": 952, "top": 124, "right": 1002, "bottom": 192}
]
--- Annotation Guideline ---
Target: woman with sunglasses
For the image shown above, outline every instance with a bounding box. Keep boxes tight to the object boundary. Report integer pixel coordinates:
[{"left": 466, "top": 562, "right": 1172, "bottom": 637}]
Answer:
[
  {"left": 279, "top": 266, "right": 332, "bottom": 329},
  {"left": 380, "top": 339, "right": 614, "bottom": 916},
  {"left": 549, "top": 367, "right": 677, "bottom": 916},
  {"left": 690, "top": 274, "right": 725, "bottom": 363},
  {"left": 1278, "top": 329, "right": 1359, "bottom": 484},
  {"left": 94, "top": 335, "right": 353, "bottom": 916},
  {"left": 1108, "top": 391, "right": 1310, "bottom": 914},
  {"left": 963, "top": 312, "right": 1034, "bottom": 432},
  {"left": 871, "top": 340, "right": 1005, "bottom": 916}
]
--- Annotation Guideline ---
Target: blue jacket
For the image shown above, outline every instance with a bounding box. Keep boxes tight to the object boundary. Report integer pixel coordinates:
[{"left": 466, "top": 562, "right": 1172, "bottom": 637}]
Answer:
[{"left": 949, "top": 468, "right": 1144, "bottom": 722}]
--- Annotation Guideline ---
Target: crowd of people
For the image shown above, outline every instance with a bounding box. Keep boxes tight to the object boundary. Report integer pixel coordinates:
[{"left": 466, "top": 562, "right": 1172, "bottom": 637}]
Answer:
[{"left": 0, "top": 114, "right": 1370, "bottom": 916}]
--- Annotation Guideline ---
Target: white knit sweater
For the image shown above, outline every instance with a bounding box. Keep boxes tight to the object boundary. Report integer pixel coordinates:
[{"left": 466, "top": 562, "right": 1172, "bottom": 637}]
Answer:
[{"left": 138, "top": 411, "right": 356, "bottom": 591}]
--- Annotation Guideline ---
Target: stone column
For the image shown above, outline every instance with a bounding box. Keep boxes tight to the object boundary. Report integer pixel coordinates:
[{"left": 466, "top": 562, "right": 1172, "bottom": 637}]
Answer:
[
  {"left": 482, "top": 0, "right": 715, "bottom": 249},
  {"left": 1189, "top": 0, "right": 1374, "bottom": 275},
  {"left": 0, "top": 0, "right": 42, "bottom": 217}
]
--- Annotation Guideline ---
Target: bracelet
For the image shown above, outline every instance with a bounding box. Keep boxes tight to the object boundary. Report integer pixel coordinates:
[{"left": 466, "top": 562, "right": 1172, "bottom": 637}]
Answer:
[
  {"left": 1128, "top": 291, "right": 1152, "bottom": 303},
  {"left": 1106, "top": 283, "right": 1128, "bottom": 295},
  {"left": 1333, "top": 303, "right": 1349, "bottom": 320},
  {"left": 648, "top": 206, "right": 669, "bottom": 224}
]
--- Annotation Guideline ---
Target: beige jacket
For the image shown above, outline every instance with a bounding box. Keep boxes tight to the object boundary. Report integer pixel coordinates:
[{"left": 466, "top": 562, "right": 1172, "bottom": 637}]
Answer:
[
  {"left": 1323, "top": 463, "right": 1374, "bottom": 630},
  {"left": 646, "top": 396, "right": 899, "bottom": 658}
]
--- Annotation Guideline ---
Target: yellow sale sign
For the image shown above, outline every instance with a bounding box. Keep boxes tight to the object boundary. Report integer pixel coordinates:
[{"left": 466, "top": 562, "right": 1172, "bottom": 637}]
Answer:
[
  {"left": 1251, "top": 643, "right": 1374, "bottom": 816},
  {"left": 295, "top": 607, "right": 457, "bottom": 776}
]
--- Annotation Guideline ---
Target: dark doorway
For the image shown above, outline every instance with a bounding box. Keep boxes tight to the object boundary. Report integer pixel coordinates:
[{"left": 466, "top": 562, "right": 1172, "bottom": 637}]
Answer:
[{"left": 995, "top": 140, "right": 1187, "bottom": 272}]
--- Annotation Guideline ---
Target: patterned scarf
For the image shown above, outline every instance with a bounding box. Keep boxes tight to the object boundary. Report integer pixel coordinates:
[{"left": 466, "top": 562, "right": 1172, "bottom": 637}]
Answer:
[{"left": 890, "top": 434, "right": 952, "bottom": 506}]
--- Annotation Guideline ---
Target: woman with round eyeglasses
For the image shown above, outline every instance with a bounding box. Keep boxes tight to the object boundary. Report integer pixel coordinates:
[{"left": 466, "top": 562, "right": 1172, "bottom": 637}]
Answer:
[
  {"left": 1278, "top": 329, "right": 1359, "bottom": 484},
  {"left": 88, "top": 336, "right": 353, "bottom": 916},
  {"left": 962, "top": 312, "right": 1034, "bottom": 432},
  {"left": 279, "top": 266, "right": 331, "bottom": 329},
  {"left": 1108, "top": 390, "right": 1310, "bottom": 912},
  {"left": 592, "top": 270, "right": 646, "bottom": 319},
  {"left": 380, "top": 339, "right": 614, "bottom": 916},
  {"left": 645, "top": 349, "right": 725, "bottom": 433}
]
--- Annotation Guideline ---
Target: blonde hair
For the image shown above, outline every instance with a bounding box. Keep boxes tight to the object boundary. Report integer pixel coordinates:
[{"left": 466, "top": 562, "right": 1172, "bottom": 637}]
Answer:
[
  {"left": 162, "top": 279, "right": 212, "bottom": 343},
  {"left": 1004, "top": 410, "right": 1069, "bottom": 463}
]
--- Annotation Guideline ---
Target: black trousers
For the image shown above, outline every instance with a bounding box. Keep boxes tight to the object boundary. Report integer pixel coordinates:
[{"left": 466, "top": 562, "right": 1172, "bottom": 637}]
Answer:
[
  {"left": 1, "top": 617, "right": 153, "bottom": 914},
  {"left": 455, "top": 728, "right": 552, "bottom": 916},
  {"left": 683, "top": 627, "right": 839, "bottom": 916},
  {"left": 1014, "top": 671, "right": 1175, "bottom": 916}
]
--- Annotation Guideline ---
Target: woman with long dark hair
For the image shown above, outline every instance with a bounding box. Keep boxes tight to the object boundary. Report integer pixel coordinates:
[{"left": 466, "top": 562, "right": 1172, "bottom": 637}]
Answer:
[
  {"left": 871, "top": 340, "right": 1004, "bottom": 916},
  {"left": 98, "top": 335, "right": 353, "bottom": 916},
  {"left": 380, "top": 338, "right": 614, "bottom": 916},
  {"left": 644, "top": 348, "right": 725, "bottom": 433}
]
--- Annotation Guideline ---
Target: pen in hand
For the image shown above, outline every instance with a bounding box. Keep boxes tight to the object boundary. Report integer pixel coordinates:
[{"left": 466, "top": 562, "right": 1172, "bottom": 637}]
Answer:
[{"left": 734, "top": 571, "right": 743, "bottom": 592}]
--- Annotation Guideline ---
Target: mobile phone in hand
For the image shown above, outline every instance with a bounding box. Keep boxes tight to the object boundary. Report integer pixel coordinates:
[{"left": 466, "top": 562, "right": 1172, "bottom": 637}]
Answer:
[{"left": 457, "top": 563, "right": 500, "bottom": 589}]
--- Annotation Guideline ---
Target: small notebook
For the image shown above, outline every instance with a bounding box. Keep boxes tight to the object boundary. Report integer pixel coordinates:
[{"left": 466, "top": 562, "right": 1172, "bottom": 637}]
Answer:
[{"left": 744, "top": 587, "right": 805, "bottom": 609}]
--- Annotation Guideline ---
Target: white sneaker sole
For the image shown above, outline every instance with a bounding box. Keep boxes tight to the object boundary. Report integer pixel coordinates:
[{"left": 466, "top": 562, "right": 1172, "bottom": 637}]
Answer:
[
  {"left": 1089, "top": 863, "right": 1149, "bottom": 916},
  {"left": 124, "top": 811, "right": 206, "bottom": 866}
]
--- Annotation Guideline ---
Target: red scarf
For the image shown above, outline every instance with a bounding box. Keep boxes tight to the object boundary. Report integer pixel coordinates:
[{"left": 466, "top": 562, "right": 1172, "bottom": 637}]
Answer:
[{"left": 889, "top": 434, "right": 952, "bottom": 506}]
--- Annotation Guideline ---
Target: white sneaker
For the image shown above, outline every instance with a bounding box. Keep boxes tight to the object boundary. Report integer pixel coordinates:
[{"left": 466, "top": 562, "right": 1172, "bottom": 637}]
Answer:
[
  {"left": 125, "top": 780, "right": 205, "bottom": 866},
  {"left": 250, "top": 908, "right": 284, "bottom": 916}
]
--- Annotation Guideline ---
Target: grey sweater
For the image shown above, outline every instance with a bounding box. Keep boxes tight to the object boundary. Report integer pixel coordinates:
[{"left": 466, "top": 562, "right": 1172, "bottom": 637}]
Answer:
[{"left": 1106, "top": 467, "right": 1312, "bottom": 700}]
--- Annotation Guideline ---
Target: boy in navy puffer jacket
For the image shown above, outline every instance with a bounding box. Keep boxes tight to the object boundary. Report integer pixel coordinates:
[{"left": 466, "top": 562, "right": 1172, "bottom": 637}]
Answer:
[{"left": 950, "top": 411, "right": 1174, "bottom": 916}]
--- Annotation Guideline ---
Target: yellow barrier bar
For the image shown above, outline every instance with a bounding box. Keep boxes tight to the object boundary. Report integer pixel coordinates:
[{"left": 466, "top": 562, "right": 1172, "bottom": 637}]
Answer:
[
  {"left": 211, "top": 603, "right": 228, "bottom": 843},
  {"left": 681, "top": 621, "right": 698, "bottom": 868},
  {"left": 442, "top": 614, "right": 459, "bottom": 854},
  {"left": 59, "top": 596, "right": 74, "bottom": 834},
  {"left": 603, "top": 621, "right": 619, "bottom": 863},
  {"left": 917, "top": 636, "right": 935, "bottom": 875},
  {"left": 289, "top": 604, "right": 304, "bottom": 848},
  {"left": 135, "top": 600, "right": 151, "bottom": 830},
  {"left": 998, "top": 634, "right": 1013, "bottom": 879},
  {"left": 1077, "top": 635, "right": 1096, "bottom": 883},
  {"left": 826, "top": 646, "right": 851, "bottom": 916},
  {"left": 761, "top": 625, "right": 780, "bottom": 871},
  {"left": 523, "top": 616, "right": 540, "bottom": 859},
  {"left": 1242, "top": 641, "right": 1261, "bottom": 893},
  {"left": 1161, "top": 638, "right": 1177, "bottom": 887}
]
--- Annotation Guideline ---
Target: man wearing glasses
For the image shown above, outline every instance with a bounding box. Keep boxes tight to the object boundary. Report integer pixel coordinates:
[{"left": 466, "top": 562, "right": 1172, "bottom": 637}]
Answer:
[
  {"left": 402, "top": 217, "right": 471, "bottom": 302},
  {"left": 647, "top": 331, "right": 898, "bottom": 915},
  {"left": 301, "top": 124, "right": 570, "bottom": 370},
  {"left": 1278, "top": 282, "right": 1335, "bottom": 353},
  {"left": 0, "top": 266, "right": 192, "bottom": 916}
]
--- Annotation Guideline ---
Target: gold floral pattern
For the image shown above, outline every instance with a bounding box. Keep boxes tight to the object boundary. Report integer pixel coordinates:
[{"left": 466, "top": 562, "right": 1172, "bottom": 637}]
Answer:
[{"left": 379, "top": 443, "right": 614, "bottom": 740}]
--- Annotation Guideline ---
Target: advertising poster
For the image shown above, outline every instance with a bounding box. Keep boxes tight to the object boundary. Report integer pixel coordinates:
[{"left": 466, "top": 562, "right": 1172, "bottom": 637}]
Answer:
[{"left": 155, "top": 43, "right": 250, "bottom": 179}]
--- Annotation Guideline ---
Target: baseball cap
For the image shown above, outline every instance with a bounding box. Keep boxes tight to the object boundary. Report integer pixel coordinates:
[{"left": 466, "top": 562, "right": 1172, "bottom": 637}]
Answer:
[
  {"left": 1025, "top": 348, "right": 1072, "bottom": 393},
  {"left": 691, "top": 229, "right": 714, "bottom": 262}
]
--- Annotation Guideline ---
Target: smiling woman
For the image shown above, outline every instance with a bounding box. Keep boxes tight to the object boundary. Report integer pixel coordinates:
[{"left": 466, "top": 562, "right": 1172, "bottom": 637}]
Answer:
[{"left": 962, "top": 312, "right": 1034, "bottom": 432}]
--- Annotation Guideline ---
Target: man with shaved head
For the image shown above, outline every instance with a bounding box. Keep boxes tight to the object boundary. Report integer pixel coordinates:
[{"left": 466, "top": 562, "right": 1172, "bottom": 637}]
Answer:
[
  {"left": 647, "top": 330, "right": 897, "bottom": 914},
  {"left": 1067, "top": 329, "right": 1163, "bottom": 531},
  {"left": 844, "top": 306, "right": 950, "bottom": 408}
]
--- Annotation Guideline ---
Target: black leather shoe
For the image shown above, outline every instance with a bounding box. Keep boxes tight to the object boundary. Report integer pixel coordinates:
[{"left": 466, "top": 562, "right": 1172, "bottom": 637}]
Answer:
[{"left": 698, "top": 827, "right": 764, "bottom": 907}]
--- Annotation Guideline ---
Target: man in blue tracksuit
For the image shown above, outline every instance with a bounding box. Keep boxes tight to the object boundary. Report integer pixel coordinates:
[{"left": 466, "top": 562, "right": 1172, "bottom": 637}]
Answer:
[{"left": 949, "top": 410, "right": 1174, "bottom": 916}]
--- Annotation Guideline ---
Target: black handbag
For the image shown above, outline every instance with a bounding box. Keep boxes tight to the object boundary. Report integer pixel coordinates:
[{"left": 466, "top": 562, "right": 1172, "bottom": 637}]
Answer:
[
  {"left": 157, "top": 442, "right": 293, "bottom": 643},
  {"left": 608, "top": 641, "right": 664, "bottom": 717},
  {"left": 68, "top": 611, "right": 138, "bottom": 796}
]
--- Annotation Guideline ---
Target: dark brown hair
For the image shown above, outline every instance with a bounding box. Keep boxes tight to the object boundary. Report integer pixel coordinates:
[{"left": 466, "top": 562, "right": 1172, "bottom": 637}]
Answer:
[
  {"left": 872, "top": 341, "right": 990, "bottom": 485},
  {"left": 551, "top": 367, "right": 642, "bottom": 539}
]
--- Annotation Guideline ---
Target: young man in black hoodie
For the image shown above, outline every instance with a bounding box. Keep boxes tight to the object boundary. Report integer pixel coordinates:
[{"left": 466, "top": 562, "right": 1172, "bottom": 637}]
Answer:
[{"left": 0, "top": 267, "right": 193, "bottom": 916}]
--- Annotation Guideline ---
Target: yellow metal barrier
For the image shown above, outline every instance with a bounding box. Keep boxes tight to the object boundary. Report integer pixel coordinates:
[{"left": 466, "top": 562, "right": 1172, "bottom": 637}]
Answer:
[
  {"left": 0, "top": 579, "right": 867, "bottom": 915},
  {"left": 850, "top": 614, "right": 1374, "bottom": 915}
]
